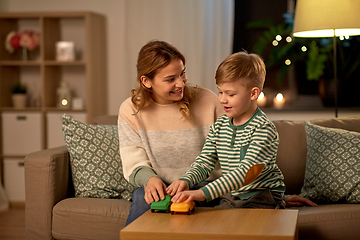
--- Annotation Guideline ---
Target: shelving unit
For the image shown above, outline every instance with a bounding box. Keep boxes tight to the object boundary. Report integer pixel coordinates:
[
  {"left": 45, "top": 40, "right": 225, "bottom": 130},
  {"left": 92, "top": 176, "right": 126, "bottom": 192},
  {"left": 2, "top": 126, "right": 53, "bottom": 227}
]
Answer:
[{"left": 0, "top": 12, "right": 107, "bottom": 204}]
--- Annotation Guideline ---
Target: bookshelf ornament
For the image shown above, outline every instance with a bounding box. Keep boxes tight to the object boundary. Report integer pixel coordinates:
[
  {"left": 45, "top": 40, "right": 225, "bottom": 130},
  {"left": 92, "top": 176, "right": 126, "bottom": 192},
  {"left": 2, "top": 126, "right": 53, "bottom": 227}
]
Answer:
[{"left": 57, "top": 81, "right": 72, "bottom": 109}]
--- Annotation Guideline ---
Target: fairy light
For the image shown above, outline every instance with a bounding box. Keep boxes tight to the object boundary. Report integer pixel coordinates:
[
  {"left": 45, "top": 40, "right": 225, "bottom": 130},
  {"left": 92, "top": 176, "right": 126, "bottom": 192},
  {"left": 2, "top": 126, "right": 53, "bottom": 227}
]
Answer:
[
  {"left": 272, "top": 40, "right": 279, "bottom": 46},
  {"left": 285, "top": 59, "right": 291, "bottom": 65},
  {"left": 275, "top": 35, "right": 282, "bottom": 41},
  {"left": 301, "top": 46, "right": 307, "bottom": 52},
  {"left": 286, "top": 36, "right": 292, "bottom": 42}
]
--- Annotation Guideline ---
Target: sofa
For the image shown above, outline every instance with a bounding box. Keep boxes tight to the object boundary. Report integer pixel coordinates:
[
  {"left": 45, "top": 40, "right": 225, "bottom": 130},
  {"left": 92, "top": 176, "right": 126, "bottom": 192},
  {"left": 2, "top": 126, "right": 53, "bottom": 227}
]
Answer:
[{"left": 25, "top": 115, "right": 360, "bottom": 240}]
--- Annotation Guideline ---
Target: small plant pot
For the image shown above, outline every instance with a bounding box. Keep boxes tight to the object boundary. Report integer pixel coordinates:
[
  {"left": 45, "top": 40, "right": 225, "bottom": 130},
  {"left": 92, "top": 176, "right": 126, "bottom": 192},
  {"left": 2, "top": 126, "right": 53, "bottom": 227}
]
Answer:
[{"left": 12, "top": 94, "right": 27, "bottom": 108}]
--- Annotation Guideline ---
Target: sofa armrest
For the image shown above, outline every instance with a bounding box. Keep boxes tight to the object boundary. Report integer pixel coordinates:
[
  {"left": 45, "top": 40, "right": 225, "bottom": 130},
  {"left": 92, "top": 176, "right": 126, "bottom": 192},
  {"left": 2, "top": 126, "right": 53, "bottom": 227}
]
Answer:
[{"left": 25, "top": 145, "right": 73, "bottom": 240}]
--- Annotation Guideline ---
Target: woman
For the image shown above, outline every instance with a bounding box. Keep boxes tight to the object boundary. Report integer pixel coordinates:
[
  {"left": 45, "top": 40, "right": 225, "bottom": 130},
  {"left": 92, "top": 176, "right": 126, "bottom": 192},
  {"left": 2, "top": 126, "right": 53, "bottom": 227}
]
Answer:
[
  {"left": 118, "top": 40, "right": 224, "bottom": 225},
  {"left": 118, "top": 40, "right": 316, "bottom": 225}
]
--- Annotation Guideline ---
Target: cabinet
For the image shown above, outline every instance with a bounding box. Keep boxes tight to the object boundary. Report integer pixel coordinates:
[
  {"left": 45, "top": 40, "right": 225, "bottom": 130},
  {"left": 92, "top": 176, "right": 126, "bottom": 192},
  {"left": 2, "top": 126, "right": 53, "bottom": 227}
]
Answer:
[
  {"left": 0, "top": 12, "right": 107, "bottom": 203},
  {"left": 3, "top": 158, "right": 25, "bottom": 202},
  {"left": 2, "top": 112, "right": 42, "bottom": 155}
]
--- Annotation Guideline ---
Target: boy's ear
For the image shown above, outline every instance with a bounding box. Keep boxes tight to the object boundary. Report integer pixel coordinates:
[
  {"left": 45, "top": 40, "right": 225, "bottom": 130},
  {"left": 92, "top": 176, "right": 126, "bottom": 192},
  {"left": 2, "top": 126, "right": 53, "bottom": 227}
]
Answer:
[
  {"left": 140, "top": 75, "right": 152, "bottom": 89},
  {"left": 250, "top": 87, "right": 261, "bottom": 100}
]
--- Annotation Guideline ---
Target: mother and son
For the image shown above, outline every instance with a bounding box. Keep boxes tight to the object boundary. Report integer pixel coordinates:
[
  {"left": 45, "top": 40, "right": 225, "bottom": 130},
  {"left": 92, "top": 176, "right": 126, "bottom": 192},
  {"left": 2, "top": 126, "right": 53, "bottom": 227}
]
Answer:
[{"left": 118, "top": 40, "right": 316, "bottom": 225}]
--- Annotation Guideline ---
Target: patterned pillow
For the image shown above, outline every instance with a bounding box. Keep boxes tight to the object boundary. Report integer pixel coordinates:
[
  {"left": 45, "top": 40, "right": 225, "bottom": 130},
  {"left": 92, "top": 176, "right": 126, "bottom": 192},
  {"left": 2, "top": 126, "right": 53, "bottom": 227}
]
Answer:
[
  {"left": 62, "top": 114, "right": 134, "bottom": 201},
  {"left": 300, "top": 122, "right": 360, "bottom": 203}
]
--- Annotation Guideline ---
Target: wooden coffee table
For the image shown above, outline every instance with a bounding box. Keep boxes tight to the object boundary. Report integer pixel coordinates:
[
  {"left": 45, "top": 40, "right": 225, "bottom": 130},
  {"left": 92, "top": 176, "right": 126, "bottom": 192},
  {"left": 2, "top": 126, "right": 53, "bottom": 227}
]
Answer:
[{"left": 120, "top": 207, "right": 298, "bottom": 240}]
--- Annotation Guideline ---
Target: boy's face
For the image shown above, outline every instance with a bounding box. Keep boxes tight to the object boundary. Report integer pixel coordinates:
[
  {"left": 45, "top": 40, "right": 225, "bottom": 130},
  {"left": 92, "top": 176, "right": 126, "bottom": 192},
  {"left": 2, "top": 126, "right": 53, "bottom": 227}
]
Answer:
[{"left": 217, "top": 79, "right": 257, "bottom": 125}]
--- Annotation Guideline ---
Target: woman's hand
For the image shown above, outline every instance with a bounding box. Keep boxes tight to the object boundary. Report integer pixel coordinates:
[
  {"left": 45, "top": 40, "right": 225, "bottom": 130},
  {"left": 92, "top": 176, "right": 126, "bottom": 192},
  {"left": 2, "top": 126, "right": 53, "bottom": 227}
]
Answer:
[
  {"left": 144, "top": 177, "right": 167, "bottom": 204},
  {"left": 166, "top": 180, "right": 189, "bottom": 196},
  {"left": 286, "top": 194, "right": 317, "bottom": 207},
  {"left": 171, "top": 189, "right": 205, "bottom": 203}
]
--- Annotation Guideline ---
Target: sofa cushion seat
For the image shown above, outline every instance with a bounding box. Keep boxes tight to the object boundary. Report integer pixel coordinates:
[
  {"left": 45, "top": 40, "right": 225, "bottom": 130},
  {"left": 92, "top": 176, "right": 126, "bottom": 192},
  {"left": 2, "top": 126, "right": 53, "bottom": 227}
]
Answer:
[
  {"left": 52, "top": 198, "right": 131, "bottom": 240},
  {"left": 295, "top": 204, "right": 360, "bottom": 240}
]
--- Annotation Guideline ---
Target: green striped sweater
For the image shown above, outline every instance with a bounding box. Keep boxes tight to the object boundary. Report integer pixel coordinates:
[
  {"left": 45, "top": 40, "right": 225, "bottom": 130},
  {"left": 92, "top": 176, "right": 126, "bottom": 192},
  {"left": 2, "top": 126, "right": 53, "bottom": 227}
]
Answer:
[{"left": 180, "top": 108, "right": 285, "bottom": 201}]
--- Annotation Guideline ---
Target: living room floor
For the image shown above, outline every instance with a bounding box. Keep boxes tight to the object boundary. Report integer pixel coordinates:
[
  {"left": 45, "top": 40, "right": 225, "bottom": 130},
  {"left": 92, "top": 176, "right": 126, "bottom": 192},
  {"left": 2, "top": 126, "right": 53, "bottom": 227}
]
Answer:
[{"left": 0, "top": 208, "right": 25, "bottom": 239}]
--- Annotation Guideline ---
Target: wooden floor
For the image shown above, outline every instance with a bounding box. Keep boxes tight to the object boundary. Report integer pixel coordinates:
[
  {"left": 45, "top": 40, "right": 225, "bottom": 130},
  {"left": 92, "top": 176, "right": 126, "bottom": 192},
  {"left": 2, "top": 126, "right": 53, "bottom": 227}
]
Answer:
[{"left": 0, "top": 207, "right": 25, "bottom": 240}]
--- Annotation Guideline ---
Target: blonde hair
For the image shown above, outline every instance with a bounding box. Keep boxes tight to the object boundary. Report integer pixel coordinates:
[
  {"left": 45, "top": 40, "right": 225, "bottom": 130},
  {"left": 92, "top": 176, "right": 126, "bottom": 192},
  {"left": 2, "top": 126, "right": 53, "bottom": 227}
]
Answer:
[
  {"left": 215, "top": 51, "right": 266, "bottom": 91},
  {"left": 131, "top": 40, "right": 197, "bottom": 118}
]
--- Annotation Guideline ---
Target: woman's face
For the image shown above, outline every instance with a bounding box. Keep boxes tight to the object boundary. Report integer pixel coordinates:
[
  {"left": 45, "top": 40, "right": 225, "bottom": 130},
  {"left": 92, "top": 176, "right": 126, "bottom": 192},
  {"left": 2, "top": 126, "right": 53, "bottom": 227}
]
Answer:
[{"left": 142, "top": 59, "right": 187, "bottom": 104}]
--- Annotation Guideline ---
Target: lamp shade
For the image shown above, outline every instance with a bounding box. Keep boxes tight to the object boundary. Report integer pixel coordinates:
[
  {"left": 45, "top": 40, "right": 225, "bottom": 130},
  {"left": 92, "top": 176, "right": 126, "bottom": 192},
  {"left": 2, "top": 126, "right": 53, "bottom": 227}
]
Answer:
[{"left": 293, "top": 0, "right": 360, "bottom": 37}]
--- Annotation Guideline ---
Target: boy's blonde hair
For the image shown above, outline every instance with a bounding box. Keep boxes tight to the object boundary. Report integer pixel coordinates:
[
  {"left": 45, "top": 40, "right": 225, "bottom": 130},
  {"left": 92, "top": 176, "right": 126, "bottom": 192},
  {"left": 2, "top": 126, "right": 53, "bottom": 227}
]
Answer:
[{"left": 215, "top": 51, "right": 266, "bottom": 91}]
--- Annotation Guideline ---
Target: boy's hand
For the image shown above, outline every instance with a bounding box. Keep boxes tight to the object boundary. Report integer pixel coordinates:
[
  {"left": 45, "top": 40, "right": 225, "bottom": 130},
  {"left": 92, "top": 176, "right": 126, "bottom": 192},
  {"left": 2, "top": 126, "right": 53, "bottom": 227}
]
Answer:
[
  {"left": 171, "top": 189, "right": 206, "bottom": 203},
  {"left": 144, "top": 177, "right": 167, "bottom": 204},
  {"left": 166, "top": 180, "right": 189, "bottom": 196}
]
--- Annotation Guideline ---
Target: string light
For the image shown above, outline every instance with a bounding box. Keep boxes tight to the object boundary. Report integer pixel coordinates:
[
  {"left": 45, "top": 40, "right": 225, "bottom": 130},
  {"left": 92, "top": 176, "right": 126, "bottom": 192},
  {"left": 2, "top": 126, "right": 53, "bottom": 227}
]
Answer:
[
  {"left": 339, "top": 35, "right": 350, "bottom": 41},
  {"left": 272, "top": 40, "right": 279, "bottom": 46},
  {"left": 275, "top": 35, "right": 282, "bottom": 41},
  {"left": 286, "top": 36, "right": 292, "bottom": 42},
  {"left": 285, "top": 59, "right": 291, "bottom": 65},
  {"left": 301, "top": 46, "right": 307, "bottom": 52}
]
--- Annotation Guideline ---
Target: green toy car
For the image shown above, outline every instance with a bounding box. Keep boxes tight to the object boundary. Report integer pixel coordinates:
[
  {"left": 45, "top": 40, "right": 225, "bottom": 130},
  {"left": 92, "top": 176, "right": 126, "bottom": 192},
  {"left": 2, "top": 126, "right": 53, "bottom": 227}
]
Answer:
[{"left": 150, "top": 195, "right": 172, "bottom": 213}]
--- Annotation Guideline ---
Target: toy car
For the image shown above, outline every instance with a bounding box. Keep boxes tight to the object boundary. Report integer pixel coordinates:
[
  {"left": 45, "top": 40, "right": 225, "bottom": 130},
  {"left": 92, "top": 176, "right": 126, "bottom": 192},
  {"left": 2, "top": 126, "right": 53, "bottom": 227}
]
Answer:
[
  {"left": 170, "top": 200, "right": 195, "bottom": 215},
  {"left": 150, "top": 195, "right": 172, "bottom": 213}
]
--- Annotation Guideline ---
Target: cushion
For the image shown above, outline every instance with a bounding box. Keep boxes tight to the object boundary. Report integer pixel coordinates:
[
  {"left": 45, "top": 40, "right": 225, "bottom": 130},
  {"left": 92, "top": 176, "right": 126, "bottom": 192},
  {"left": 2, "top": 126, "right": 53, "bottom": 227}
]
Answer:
[
  {"left": 62, "top": 114, "right": 134, "bottom": 201},
  {"left": 274, "top": 120, "right": 307, "bottom": 194},
  {"left": 299, "top": 122, "right": 360, "bottom": 203},
  {"left": 52, "top": 198, "right": 131, "bottom": 240}
]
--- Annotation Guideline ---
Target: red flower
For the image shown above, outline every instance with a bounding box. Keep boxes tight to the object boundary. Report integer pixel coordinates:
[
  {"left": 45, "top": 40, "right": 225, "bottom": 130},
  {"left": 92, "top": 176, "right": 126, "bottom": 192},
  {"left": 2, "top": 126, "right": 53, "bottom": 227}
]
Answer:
[
  {"left": 10, "top": 34, "right": 20, "bottom": 49},
  {"left": 5, "top": 30, "right": 40, "bottom": 53}
]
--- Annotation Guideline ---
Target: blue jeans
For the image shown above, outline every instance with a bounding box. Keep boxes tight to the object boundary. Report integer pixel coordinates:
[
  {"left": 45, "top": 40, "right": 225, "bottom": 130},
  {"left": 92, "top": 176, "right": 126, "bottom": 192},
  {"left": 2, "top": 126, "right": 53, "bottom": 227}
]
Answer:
[{"left": 125, "top": 182, "right": 219, "bottom": 226}]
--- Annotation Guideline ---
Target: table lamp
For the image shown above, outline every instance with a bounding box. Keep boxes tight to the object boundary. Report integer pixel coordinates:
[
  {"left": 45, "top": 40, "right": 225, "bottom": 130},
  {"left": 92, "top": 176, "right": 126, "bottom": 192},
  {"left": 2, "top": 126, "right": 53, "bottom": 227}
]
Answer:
[{"left": 292, "top": 0, "right": 360, "bottom": 117}]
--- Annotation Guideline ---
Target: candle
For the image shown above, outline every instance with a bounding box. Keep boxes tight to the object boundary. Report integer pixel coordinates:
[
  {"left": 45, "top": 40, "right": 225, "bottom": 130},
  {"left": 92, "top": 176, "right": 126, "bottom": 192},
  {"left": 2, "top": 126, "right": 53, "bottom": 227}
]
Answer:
[
  {"left": 257, "top": 92, "right": 267, "bottom": 107},
  {"left": 273, "top": 93, "right": 285, "bottom": 110}
]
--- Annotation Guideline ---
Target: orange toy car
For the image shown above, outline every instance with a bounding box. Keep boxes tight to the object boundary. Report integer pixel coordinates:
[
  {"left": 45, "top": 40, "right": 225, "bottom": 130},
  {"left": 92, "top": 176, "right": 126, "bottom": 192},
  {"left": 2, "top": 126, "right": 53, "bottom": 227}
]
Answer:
[{"left": 170, "top": 200, "right": 195, "bottom": 215}]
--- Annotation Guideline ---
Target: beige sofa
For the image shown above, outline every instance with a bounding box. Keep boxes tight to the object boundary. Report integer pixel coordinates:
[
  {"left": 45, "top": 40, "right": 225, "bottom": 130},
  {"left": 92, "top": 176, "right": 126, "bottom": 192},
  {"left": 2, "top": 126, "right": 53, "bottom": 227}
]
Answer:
[{"left": 25, "top": 115, "right": 360, "bottom": 240}]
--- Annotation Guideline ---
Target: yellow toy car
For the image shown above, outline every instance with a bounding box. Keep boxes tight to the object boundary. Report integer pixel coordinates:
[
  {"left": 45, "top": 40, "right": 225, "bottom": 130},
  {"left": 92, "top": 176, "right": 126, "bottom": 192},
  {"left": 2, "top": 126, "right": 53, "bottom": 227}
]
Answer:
[{"left": 170, "top": 200, "right": 195, "bottom": 215}]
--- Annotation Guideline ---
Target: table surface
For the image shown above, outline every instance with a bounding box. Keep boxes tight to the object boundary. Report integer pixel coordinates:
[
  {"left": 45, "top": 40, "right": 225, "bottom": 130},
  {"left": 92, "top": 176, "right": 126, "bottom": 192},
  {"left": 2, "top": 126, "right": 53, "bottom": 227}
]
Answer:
[{"left": 120, "top": 207, "right": 299, "bottom": 240}]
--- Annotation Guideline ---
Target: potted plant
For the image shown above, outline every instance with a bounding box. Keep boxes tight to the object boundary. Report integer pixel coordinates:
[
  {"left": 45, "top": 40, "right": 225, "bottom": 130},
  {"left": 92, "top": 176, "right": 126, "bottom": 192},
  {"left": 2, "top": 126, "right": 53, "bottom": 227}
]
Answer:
[{"left": 11, "top": 82, "right": 27, "bottom": 108}]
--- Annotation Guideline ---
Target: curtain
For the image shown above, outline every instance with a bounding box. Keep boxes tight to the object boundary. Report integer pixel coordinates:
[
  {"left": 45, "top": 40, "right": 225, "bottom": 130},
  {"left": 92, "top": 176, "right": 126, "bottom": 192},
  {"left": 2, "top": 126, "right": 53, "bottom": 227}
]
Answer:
[{"left": 124, "top": 0, "right": 234, "bottom": 93}]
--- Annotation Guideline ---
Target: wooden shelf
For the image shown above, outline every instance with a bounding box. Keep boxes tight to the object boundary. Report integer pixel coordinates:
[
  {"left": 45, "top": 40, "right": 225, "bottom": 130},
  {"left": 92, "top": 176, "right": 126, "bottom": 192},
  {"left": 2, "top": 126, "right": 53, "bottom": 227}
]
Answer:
[
  {"left": 0, "top": 61, "right": 41, "bottom": 66},
  {"left": 1, "top": 107, "right": 41, "bottom": 112},
  {"left": 0, "top": 12, "right": 107, "bottom": 197},
  {"left": 44, "top": 61, "right": 86, "bottom": 66},
  {"left": 44, "top": 107, "right": 86, "bottom": 112},
  {"left": 0, "top": 61, "right": 86, "bottom": 66}
]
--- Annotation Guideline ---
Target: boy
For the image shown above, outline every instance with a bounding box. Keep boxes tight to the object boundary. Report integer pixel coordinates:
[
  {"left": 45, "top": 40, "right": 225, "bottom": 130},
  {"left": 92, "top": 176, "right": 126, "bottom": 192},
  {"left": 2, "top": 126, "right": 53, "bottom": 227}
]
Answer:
[{"left": 167, "top": 51, "right": 286, "bottom": 209}]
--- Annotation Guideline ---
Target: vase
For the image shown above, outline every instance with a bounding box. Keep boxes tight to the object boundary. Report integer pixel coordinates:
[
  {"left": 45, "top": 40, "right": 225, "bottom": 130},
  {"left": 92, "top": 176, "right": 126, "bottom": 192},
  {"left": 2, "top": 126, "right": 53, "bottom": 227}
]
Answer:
[
  {"left": 22, "top": 47, "right": 29, "bottom": 61},
  {"left": 12, "top": 94, "right": 27, "bottom": 108}
]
